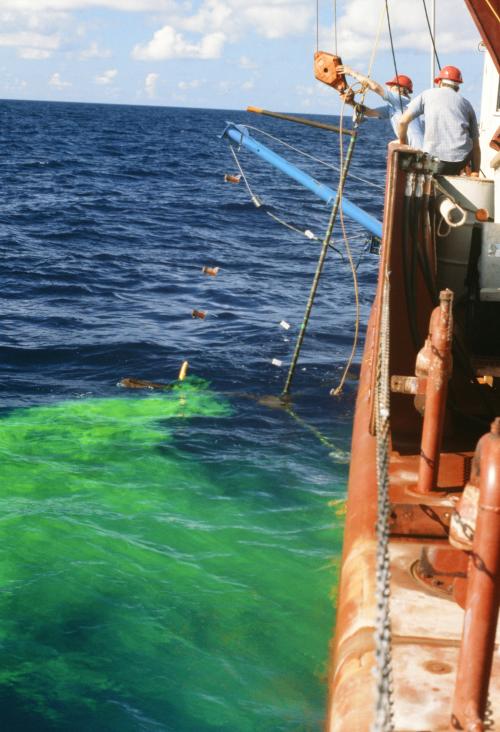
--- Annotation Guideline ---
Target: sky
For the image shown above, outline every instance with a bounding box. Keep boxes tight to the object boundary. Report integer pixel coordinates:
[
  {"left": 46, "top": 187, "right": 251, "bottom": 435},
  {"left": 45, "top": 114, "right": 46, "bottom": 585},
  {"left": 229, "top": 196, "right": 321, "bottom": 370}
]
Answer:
[{"left": 0, "top": 0, "right": 487, "bottom": 113}]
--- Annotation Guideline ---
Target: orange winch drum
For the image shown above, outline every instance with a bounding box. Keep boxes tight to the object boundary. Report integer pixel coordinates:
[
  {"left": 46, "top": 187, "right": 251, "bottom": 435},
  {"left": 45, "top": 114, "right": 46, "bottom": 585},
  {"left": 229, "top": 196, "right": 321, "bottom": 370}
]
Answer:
[{"left": 313, "top": 52, "right": 347, "bottom": 92}]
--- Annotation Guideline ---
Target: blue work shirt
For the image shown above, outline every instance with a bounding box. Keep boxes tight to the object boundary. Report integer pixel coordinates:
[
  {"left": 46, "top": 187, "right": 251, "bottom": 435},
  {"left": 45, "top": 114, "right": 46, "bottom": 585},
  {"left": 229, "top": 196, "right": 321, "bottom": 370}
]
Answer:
[
  {"left": 374, "top": 89, "right": 424, "bottom": 149},
  {"left": 404, "top": 86, "right": 479, "bottom": 162}
]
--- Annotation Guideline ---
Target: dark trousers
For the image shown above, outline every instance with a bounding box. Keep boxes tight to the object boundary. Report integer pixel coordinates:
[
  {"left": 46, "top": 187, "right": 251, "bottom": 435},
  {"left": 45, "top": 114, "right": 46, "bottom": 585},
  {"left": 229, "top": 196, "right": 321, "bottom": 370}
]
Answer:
[{"left": 436, "top": 158, "right": 469, "bottom": 175}]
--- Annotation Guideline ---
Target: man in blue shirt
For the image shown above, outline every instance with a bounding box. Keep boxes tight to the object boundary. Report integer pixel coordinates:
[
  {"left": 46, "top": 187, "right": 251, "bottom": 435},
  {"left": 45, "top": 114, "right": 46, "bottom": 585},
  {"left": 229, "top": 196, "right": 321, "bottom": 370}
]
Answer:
[
  {"left": 398, "top": 65, "right": 480, "bottom": 175},
  {"left": 337, "top": 65, "right": 424, "bottom": 149}
]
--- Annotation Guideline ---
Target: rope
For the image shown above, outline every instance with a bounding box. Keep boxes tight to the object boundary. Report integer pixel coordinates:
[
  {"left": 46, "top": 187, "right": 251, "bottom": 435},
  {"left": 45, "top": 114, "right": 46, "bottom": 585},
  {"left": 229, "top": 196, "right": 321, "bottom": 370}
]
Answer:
[
  {"left": 366, "top": 2, "right": 387, "bottom": 81},
  {"left": 230, "top": 142, "right": 324, "bottom": 242},
  {"left": 244, "top": 124, "right": 385, "bottom": 190},
  {"left": 265, "top": 210, "right": 318, "bottom": 239},
  {"left": 316, "top": 0, "right": 319, "bottom": 51},
  {"left": 384, "top": 0, "right": 404, "bottom": 114},
  {"left": 329, "top": 94, "right": 361, "bottom": 396},
  {"left": 421, "top": 0, "right": 441, "bottom": 70},
  {"left": 282, "top": 106, "right": 361, "bottom": 396},
  {"left": 229, "top": 143, "right": 258, "bottom": 200},
  {"left": 484, "top": 0, "right": 500, "bottom": 23},
  {"left": 333, "top": 0, "right": 338, "bottom": 55}
]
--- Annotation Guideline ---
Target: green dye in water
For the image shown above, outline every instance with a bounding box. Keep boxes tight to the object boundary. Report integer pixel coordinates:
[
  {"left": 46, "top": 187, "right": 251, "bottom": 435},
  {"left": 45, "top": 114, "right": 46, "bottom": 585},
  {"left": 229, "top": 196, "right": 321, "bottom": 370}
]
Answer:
[{"left": 0, "top": 379, "right": 343, "bottom": 731}]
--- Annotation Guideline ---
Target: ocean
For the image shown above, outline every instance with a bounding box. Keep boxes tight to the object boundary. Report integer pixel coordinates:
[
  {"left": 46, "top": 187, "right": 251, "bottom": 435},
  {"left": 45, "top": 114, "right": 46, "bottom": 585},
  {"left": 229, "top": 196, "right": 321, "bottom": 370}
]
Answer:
[{"left": 0, "top": 100, "right": 388, "bottom": 730}]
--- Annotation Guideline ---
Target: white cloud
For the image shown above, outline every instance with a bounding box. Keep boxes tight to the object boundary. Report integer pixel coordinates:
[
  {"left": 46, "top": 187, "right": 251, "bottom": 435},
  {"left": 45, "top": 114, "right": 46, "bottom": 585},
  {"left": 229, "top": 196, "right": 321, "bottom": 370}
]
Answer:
[
  {"left": 19, "top": 47, "right": 51, "bottom": 58},
  {"left": 241, "top": 79, "right": 254, "bottom": 90},
  {"left": 242, "top": 4, "right": 312, "bottom": 39},
  {"left": 163, "top": 0, "right": 312, "bottom": 43},
  {"left": 49, "top": 71, "right": 71, "bottom": 88},
  {"left": 132, "top": 26, "right": 225, "bottom": 60},
  {"left": 80, "top": 41, "right": 112, "bottom": 59},
  {"left": 239, "top": 55, "right": 257, "bottom": 70},
  {"left": 331, "top": 0, "right": 480, "bottom": 62},
  {"left": 145, "top": 71, "right": 159, "bottom": 97},
  {"left": 178, "top": 79, "right": 201, "bottom": 89},
  {"left": 1, "top": 1, "right": 173, "bottom": 10},
  {"left": 0, "top": 30, "right": 60, "bottom": 55},
  {"left": 95, "top": 68, "right": 117, "bottom": 84}
]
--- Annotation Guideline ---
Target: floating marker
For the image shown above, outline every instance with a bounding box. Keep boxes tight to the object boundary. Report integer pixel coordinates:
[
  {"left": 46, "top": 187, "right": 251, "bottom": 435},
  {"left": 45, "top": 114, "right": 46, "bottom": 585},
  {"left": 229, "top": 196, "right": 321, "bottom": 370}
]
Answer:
[
  {"left": 202, "top": 265, "right": 219, "bottom": 276},
  {"left": 117, "top": 377, "right": 171, "bottom": 390},
  {"left": 272, "top": 358, "right": 283, "bottom": 367},
  {"left": 251, "top": 195, "right": 263, "bottom": 208},
  {"left": 178, "top": 360, "right": 189, "bottom": 381},
  {"left": 279, "top": 320, "right": 290, "bottom": 330},
  {"left": 192, "top": 309, "right": 206, "bottom": 319},
  {"left": 224, "top": 174, "right": 241, "bottom": 184},
  {"left": 304, "top": 230, "right": 316, "bottom": 240}
]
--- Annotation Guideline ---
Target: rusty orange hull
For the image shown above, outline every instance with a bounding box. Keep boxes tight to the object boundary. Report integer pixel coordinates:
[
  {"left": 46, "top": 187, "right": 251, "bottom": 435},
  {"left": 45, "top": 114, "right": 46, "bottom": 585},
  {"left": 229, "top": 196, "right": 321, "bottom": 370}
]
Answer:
[{"left": 326, "top": 142, "right": 500, "bottom": 730}]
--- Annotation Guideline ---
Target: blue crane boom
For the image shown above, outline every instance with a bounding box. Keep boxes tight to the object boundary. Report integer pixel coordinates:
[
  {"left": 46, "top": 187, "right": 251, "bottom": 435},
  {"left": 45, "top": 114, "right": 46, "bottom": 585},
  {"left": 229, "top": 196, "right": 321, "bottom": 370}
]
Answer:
[{"left": 221, "top": 122, "right": 383, "bottom": 240}]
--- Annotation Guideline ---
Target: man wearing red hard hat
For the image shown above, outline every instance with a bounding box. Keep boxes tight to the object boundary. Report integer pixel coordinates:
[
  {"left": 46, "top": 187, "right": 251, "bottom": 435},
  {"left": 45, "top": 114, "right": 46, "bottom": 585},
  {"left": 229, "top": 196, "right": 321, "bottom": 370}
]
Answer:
[
  {"left": 398, "top": 65, "right": 480, "bottom": 175},
  {"left": 337, "top": 65, "right": 424, "bottom": 149}
]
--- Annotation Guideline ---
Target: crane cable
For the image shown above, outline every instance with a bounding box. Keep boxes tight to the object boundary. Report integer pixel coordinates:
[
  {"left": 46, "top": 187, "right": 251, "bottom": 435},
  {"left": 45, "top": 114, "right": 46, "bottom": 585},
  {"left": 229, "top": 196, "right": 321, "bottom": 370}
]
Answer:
[
  {"left": 385, "top": 0, "right": 404, "bottom": 114},
  {"left": 421, "top": 0, "right": 441, "bottom": 70},
  {"left": 328, "top": 4, "right": 387, "bottom": 396}
]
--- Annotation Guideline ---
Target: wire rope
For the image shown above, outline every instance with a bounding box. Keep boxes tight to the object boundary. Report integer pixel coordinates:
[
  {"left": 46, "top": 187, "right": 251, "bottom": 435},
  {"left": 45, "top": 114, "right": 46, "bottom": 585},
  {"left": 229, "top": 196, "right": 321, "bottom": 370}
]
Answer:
[
  {"left": 316, "top": 0, "right": 319, "bottom": 51},
  {"left": 244, "top": 124, "right": 385, "bottom": 190},
  {"left": 421, "top": 0, "right": 441, "bottom": 70},
  {"left": 330, "top": 95, "right": 361, "bottom": 396},
  {"left": 333, "top": 0, "right": 338, "bottom": 55},
  {"left": 366, "top": 2, "right": 387, "bottom": 80},
  {"left": 384, "top": 0, "right": 404, "bottom": 114}
]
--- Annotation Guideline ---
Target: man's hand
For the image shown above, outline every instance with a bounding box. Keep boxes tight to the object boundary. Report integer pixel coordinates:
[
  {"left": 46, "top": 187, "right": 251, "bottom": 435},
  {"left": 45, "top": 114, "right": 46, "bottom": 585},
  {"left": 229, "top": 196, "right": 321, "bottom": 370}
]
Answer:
[
  {"left": 340, "top": 90, "right": 355, "bottom": 106},
  {"left": 337, "top": 64, "right": 353, "bottom": 77}
]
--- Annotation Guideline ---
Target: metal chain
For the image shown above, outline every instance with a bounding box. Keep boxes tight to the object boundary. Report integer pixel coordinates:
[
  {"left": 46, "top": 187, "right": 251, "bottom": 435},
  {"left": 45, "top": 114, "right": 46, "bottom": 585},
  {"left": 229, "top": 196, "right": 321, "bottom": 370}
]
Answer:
[{"left": 372, "top": 270, "right": 395, "bottom": 732}]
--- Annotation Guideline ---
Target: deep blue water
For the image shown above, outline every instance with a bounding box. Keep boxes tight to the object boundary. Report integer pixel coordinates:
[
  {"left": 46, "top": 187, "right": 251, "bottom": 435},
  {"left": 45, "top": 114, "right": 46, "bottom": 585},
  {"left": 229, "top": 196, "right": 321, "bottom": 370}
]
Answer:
[{"left": 0, "top": 99, "right": 388, "bottom": 730}]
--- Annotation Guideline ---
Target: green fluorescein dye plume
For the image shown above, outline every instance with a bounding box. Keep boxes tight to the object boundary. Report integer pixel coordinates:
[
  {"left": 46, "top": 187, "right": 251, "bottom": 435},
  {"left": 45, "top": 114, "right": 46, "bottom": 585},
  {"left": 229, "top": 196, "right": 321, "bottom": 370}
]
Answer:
[{"left": 0, "top": 378, "right": 338, "bottom": 731}]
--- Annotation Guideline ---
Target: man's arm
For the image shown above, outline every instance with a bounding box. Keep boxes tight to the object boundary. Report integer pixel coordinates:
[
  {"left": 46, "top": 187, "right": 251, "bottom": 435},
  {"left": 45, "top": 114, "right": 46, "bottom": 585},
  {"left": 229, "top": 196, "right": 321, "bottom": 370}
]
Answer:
[
  {"left": 398, "top": 109, "right": 413, "bottom": 144},
  {"left": 470, "top": 136, "right": 481, "bottom": 175},
  {"left": 468, "top": 106, "right": 481, "bottom": 175},
  {"left": 340, "top": 93, "right": 382, "bottom": 118},
  {"left": 337, "top": 65, "right": 385, "bottom": 98}
]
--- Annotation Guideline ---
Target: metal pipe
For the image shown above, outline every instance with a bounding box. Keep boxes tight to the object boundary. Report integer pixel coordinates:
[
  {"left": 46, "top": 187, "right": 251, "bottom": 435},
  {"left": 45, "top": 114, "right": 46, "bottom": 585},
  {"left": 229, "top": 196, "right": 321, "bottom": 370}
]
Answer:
[
  {"left": 221, "top": 123, "right": 383, "bottom": 239},
  {"left": 415, "top": 289, "right": 453, "bottom": 494},
  {"left": 246, "top": 106, "right": 354, "bottom": 136},
  {"left": 452, "top": 418, "right": 500, "bottom": 731}
]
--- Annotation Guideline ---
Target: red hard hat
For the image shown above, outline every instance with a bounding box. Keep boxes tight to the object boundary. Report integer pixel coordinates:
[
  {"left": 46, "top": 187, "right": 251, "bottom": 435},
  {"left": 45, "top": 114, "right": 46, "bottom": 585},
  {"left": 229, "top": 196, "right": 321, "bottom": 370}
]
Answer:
[
  {"left": 385, "top": 74, "right": 413, "bottom": 93},
  {"left": 434, "top": 65, "right": 463, "bottom": 84}
]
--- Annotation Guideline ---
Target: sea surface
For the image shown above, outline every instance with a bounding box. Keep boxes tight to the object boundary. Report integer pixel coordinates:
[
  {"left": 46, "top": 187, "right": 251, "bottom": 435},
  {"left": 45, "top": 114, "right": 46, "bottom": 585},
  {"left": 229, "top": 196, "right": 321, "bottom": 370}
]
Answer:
[{"left": 0, "top": 100, "right": 389, "bottom": 731}]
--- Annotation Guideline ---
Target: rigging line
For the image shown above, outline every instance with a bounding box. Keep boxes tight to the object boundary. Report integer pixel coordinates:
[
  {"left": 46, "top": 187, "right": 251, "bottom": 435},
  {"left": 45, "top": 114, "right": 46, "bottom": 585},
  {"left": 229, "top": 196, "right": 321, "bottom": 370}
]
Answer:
[
  {"left": 230, "top": 142, "right": 328, "bottom": 243},
  {"left": 385, "top": 0, "right": 404, "bottom": 115},
  {"left": 281, "top": 109, "right": 361, "bottom": 396},
  {"left": 366, "top": 2, "right": 387, "bottom": 80},
  {"left": 421, "top": 0, "right": 441, "bottom": 70},
  {"left": 229, "top": 142, "right": 257, "bottom": 200},
  {"left": 265, "top": 210, "right": 318, "bottom": 240},
  {"left": 244, "top": 124, "right": 385, "bottom": 190},
  {"left": 484, "top": 0, "right": 500, "bottom": 23},
  {"left": 330, "top": 93, "right": 360, "bottom": 396},
  {"left": 333, "top": 0, "right": 337, "bottom": 56},
  {"left": 316, "top": 0, "right": 319, "bottom": 51}
]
